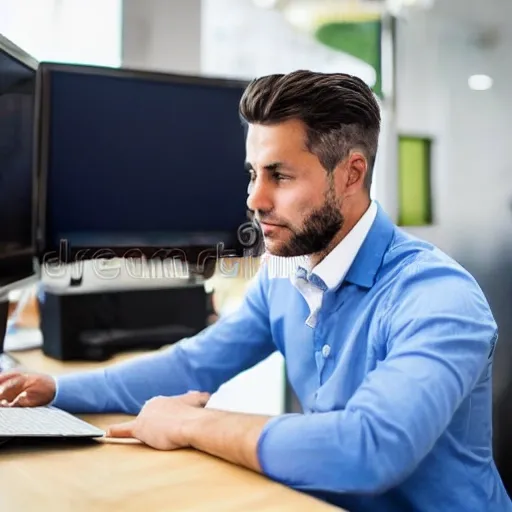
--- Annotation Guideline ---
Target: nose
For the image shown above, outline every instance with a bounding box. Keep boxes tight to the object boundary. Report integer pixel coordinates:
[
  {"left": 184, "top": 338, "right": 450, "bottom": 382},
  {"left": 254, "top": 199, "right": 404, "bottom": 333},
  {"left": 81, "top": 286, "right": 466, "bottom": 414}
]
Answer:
[{"left": 247, "top": 175, "right": 272, "bottom": 213}]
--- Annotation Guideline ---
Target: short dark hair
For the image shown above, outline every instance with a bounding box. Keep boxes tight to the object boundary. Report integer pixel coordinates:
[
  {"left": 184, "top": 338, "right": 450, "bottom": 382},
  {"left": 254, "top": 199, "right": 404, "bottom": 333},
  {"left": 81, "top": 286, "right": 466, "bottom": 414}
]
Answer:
[{"left": 239, "top": 70, "right": 381, "bottom": 191}]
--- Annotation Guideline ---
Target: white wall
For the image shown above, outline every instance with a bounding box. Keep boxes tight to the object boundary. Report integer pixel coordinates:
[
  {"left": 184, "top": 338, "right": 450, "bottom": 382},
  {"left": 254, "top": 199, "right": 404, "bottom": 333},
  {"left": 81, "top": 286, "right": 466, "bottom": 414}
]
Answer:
[
  {"left": 122, "top": 0, "right": 201, "bottom": 74},
  {"left": 394, "top": 5, "right": 512, "bottom": 402}
]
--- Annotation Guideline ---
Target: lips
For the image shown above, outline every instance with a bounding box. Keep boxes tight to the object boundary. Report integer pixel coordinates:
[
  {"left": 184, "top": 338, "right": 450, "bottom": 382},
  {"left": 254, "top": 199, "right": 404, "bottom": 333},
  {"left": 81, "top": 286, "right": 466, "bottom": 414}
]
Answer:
[
  {"left": 260, "top": 222, "right": 282, "bottom": 228},
  {"left": 260, "top": 222, "right": 286, "bottom": 237}
]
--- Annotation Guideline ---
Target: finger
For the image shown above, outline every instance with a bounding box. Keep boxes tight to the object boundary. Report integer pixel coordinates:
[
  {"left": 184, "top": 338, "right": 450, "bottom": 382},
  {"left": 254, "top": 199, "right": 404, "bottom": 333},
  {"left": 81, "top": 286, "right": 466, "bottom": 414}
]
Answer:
[
  {"left": 0, "top": 371, "right": 22, "bottom": 386},
  {"left": 7, "top": 391, "right": 28, "bottom": 407},
  {"left": 0, "top": 377, "right": 25, "bottom": 402},
  {"left": 106, "top": 420, "right": 137, "bottom": 438}
]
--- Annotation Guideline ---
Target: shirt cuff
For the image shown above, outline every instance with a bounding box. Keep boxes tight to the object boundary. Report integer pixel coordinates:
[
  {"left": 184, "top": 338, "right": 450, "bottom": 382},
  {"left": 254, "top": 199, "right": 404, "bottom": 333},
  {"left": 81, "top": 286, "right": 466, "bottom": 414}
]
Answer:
[
  {"left": 49, "top": 375, "right": 59, "bottom": 406},
  {"left": 50, "top": 368, "right": 109, "bottom": 413},
  {"left": 257, "top": 413, "right": 307, "bottom": 487}
]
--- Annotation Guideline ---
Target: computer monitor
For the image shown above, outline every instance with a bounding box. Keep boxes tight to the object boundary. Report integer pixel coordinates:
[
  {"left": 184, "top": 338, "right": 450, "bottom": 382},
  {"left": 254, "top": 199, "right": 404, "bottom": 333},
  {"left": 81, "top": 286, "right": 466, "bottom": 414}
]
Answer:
[
  {"left": 0, "top": 34, "right": 39, "bottom": 370},
  {"left": 34, "top": 63, "right": 261, "bottom": 281},
  {"left": 0, "top": 35, "right": 38, "bottom": 291}
]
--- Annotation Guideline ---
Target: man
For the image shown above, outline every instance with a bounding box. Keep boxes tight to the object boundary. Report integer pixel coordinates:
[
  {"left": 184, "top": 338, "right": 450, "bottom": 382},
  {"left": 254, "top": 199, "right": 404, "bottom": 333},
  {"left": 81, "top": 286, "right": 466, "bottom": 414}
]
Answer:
[{"left": 0, "top": 71, "right": 510, "bottom": 511}]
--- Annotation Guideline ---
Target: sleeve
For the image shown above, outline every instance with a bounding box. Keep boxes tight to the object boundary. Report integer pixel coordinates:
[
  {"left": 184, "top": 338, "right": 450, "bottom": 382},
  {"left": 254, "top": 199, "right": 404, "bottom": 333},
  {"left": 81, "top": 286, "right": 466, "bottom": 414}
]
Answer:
[
  {"left": 256, "top": 260, "right": 497, "bottom": 494},
  {"left": 52, "top": 267, "right": 275, "bottom": 415}
]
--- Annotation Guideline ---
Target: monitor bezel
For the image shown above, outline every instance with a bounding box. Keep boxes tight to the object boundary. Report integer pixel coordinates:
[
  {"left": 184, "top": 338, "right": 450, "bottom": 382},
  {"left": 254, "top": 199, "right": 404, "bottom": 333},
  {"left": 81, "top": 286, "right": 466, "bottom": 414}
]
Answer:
[
  {"left": 0, "top": 33, "right": 39, "bottom": 291},
  {"left": 0, "top": 34, "right": 38, "bottom": 71},
  {"left": 33, "top": 62, "right": 258, "bottom": 274}
]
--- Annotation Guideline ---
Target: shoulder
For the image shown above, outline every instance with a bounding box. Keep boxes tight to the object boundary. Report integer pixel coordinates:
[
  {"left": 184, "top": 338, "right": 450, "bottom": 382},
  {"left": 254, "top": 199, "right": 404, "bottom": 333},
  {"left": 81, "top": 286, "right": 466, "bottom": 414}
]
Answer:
[
  {"left": 381, "top": 227, "right": 497, "bottom": 335},
  {"left": 383, "top": 227, "right": 483, "bottom": 292}
]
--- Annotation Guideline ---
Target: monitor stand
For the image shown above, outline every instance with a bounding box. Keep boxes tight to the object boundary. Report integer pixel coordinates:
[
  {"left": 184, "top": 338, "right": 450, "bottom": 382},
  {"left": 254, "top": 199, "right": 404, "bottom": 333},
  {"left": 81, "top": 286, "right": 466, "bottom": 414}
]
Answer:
[{"left": 0, "top": 299, "right": 19, "bottom": 372}]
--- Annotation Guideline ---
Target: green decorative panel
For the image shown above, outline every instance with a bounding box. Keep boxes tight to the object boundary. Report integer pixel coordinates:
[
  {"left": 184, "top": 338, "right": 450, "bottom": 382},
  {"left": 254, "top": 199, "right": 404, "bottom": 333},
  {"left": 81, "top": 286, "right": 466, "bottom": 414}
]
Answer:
[
  {"left": 314, "top": 21, "right": 382, "bottom": 98},
  {"left": 398, "top": 136, "right": 433, "bottom": 226}
]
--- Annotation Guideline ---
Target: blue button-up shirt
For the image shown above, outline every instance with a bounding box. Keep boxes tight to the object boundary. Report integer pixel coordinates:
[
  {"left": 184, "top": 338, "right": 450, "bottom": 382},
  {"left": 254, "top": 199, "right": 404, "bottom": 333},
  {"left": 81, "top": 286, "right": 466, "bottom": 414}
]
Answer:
[{"left": 54, "top": 204, "right": 512, "bottom": 511}]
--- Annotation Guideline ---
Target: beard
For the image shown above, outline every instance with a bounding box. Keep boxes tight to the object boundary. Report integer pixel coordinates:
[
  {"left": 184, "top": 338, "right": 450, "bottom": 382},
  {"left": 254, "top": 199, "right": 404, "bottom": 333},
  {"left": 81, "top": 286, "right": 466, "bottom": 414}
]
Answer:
[{"left": 250, "top": 188, "right": 344, "bottom": 258}]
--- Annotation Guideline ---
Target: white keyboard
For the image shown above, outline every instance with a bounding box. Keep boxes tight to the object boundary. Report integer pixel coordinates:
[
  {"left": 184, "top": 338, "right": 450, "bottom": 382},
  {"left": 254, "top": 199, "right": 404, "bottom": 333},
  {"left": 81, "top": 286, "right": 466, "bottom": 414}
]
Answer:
[{"left": 0, "top": 406, "right": 105, "bottom": 438}]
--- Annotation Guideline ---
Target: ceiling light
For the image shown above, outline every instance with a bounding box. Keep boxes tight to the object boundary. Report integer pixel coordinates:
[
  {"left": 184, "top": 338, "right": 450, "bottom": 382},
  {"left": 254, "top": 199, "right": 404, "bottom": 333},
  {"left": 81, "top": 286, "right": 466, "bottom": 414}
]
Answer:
[{"left": 468, "top": 74, "right": 493, "bottom": 91}]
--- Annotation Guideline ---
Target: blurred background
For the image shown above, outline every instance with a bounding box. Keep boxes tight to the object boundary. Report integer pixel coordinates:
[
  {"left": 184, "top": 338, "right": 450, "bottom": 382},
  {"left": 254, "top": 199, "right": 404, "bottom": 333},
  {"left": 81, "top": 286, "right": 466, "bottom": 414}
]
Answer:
[{"left": 2, "top": 0, "right": 512, "bottom": 492}]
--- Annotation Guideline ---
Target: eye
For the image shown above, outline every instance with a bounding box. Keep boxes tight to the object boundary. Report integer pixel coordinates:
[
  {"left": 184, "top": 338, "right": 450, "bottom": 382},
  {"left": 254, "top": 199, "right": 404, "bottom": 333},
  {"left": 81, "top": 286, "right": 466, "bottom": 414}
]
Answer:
[{"left": 271, "top": 171, "right": 288, "bottom": 181}]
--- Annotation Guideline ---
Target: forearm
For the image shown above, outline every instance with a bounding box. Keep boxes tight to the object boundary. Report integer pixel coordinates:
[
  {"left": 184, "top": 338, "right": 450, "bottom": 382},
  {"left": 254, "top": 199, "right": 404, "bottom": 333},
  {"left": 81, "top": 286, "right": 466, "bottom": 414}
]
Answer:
[
  {"left": 53, "top": 344, "right": 199, "bottom": 414},
  {"left": 185, "top": 408, "right": 271, "bottom": 473},
  {"left": 182, "top": 407, "right": 409, "bottom": 492},
  {"left": 54, "top": 268, "right": 275, "bottom": 415}
]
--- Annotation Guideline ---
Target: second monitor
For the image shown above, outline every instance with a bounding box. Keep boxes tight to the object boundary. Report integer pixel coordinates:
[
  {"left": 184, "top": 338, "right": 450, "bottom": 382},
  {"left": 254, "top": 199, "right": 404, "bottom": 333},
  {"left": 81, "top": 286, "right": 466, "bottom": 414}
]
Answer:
[
  {"left": 0, "top": 34, "right": 38, "bottom": 291},
  {"left": 34, "top": 63, "right": 259, "bottom": 279}
]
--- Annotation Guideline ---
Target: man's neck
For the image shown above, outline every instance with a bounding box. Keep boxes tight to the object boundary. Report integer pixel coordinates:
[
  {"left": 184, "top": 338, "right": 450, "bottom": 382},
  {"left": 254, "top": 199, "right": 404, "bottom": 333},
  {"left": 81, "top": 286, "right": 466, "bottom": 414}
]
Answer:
[{"left": 309, "top": 197, "right": 371, "bottom": 268}]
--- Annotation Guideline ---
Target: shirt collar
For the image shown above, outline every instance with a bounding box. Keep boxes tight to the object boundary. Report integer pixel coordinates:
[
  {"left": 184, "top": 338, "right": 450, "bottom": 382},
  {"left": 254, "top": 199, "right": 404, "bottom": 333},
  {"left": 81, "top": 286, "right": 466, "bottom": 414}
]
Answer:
[
  {"left": 265, "top": 201, "right": 394, "bottom": 290},
  {"left": 305, "top": 200, "right": 378, "bottom": 290},
  {"left": 292, "top": 200, "right": 394, "bottom": 291},
  {"left": 343, "top": 201, "right": 395, "bottom": 288}
]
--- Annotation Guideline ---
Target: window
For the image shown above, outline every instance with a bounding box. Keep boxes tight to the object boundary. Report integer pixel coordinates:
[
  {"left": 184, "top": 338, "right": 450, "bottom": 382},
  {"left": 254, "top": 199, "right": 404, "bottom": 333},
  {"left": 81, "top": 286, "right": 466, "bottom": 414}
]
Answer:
[{"left": 0, "top": 0, "right": 122, "bottom": 67}]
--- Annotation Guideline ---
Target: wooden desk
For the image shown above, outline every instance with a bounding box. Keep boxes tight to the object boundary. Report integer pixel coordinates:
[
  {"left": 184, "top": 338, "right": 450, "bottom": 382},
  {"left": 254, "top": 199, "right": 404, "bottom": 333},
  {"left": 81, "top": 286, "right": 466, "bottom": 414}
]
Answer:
[{"left": 1, "top": 350, "right": 339, "bottom": 512}]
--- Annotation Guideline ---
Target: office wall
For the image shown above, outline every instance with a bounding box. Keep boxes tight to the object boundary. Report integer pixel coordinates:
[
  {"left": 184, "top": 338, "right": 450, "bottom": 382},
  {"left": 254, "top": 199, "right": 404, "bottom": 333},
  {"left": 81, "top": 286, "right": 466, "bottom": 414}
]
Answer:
[
  {"left": 201, "top": 0, "right": 376, "bottom": 82},
  {"left": 394, "top": 6, "right": 512, "bottom": 488},
  {"left": 121, "top": 0, "right": 201, "bottom": 74}
]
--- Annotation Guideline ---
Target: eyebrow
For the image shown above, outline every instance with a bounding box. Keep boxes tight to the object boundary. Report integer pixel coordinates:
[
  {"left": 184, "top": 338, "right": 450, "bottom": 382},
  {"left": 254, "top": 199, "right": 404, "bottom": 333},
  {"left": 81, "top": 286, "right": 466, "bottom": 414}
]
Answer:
[{"left": 244, "top": 161, "right": 286, "bottom": 172}]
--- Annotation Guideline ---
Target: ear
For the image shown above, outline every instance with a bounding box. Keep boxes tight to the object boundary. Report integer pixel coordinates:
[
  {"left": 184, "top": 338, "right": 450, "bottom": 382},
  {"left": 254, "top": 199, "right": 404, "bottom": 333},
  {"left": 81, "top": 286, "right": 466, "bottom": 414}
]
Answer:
[{"left": 344, "top": 150, "right": 368, "bottom": 195}]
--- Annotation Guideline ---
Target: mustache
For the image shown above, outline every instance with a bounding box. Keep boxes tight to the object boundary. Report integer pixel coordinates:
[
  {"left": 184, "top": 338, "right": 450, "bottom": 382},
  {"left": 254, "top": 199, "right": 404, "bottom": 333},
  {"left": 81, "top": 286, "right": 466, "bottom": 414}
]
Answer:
[{"left": 246, "top": 209, "right": 287, "bottom": 227}]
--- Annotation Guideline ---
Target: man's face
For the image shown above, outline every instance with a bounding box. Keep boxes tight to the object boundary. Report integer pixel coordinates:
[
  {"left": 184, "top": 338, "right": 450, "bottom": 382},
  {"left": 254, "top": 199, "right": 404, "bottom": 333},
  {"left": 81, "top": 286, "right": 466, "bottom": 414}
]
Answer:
[{"left": 245, "top": 119, "right": 344, "bottom": 258}]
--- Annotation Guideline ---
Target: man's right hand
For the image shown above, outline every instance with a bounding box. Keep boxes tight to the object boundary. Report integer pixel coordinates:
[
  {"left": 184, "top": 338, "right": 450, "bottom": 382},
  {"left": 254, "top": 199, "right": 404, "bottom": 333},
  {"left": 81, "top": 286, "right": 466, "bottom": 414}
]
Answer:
[{"left": 0, "top": 371, "right": 56, "bottom": 407}]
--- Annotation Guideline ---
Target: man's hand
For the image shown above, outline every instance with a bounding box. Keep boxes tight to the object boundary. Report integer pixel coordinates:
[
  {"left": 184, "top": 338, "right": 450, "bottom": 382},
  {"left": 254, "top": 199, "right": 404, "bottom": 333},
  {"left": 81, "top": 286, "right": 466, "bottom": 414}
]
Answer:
[
  {"left": 107, "top": 390, "right": 271, "bottom": 474},
  {"left": 106, "top": 391, "right": 211, "bottom": 450},
  {"left": 0, "top": 371, "right": 56, "bottom": 407}
]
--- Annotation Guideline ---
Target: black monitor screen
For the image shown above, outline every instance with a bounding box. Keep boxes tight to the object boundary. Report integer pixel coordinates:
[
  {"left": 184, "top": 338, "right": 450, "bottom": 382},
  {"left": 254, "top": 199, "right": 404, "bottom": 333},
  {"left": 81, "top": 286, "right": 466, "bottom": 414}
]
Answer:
[
  {"left": 38, "top": 65, "right": 253, "bottom": 262},
  {"left": 0, "top": 36, "right": 36, "bottom": 284}
]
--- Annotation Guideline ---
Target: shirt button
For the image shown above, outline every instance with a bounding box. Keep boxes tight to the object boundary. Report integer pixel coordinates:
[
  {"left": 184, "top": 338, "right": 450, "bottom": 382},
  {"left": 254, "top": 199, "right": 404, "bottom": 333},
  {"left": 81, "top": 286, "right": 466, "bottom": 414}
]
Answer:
[{"left": 322, "top": 344, "right": 331, "bottom": 358}]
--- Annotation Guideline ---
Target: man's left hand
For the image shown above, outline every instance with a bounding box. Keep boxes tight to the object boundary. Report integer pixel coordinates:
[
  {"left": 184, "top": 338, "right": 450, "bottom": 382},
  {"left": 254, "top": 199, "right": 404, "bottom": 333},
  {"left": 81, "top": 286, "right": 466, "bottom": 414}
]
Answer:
[{"left": 106, "top": 391, "right": 210, "bottom": 450}]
